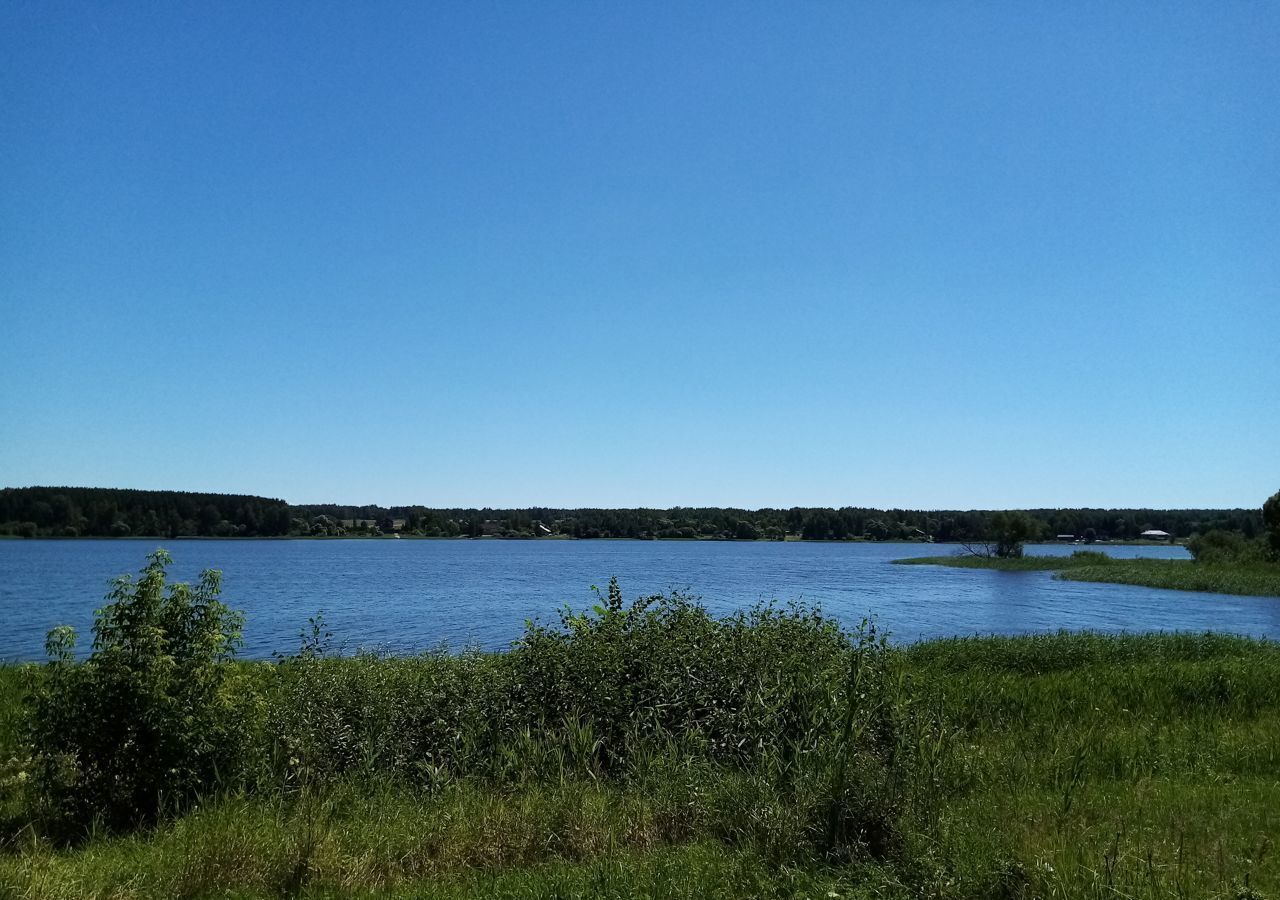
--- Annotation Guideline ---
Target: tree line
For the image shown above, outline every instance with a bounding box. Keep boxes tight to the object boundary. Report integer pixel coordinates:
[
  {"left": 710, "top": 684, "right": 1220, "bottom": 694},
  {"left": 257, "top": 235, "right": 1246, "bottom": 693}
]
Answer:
[
  {"left": 1, "top": 486, "right": 1266, "bottom": 542},
  {"left": 0, "top": 487, "right": 291, "bottom": 538}
]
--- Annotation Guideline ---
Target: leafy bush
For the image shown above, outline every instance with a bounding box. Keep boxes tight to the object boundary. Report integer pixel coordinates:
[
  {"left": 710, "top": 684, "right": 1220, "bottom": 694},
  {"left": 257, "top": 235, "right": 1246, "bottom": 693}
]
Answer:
[
  {"left": 25, "top": 550, "right": 253, "bottom": 836},
  {"left": 270, "top": 581, "right": 864, "bottom": 783},
  {"left": 1187, "top": 529, "right": 1267, "bottom": 565},
  {"left": 265, "top": 579, "right": 939, "bottom": 857}
]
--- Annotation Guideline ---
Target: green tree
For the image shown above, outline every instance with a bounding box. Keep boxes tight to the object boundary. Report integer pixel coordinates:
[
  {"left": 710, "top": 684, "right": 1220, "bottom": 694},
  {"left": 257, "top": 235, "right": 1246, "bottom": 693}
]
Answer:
[
  {"left": 1264, "top": 489, "right": 1280, "bottom": 559},
  {"left": 990, "top": 511, "right": 1037, "bottom": 558}
]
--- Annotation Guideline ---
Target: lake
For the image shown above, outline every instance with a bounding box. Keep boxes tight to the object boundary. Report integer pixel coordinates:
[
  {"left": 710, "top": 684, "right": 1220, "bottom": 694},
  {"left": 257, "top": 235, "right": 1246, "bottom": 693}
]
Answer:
[{"left": 1, "top": 539, "right": 1277, "bottom": 662}]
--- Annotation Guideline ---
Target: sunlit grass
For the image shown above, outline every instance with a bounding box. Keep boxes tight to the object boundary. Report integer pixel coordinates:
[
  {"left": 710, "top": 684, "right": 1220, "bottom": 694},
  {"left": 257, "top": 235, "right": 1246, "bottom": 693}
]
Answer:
[
  {"left": 4, "top": 624, "right": 1280, "bottom": 897},
  {"left": 1064, "top": 558, "right": 1280, "bottom": 597}
]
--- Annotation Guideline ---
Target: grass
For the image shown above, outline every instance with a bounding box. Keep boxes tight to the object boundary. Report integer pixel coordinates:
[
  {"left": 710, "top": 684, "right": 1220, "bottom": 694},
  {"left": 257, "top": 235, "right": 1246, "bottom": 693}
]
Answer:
[
  {"left": 4, "top": 630, "right": 1280, "bottom": 897},
  {"left": 895, "top": 551, "right": 1280, "bottom": 597},
  {"left": 1066, "top": 558, "right": 1280, "bottom": 596},
  {"left": 895, "top": 554, "right": 1081, "bottom": 572}
]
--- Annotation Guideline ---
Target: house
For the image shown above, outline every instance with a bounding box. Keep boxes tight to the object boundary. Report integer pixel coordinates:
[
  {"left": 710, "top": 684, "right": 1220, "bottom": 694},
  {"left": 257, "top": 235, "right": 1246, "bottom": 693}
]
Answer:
[
  {"left": 1139, "top": 529, "right": 1172, "bottom": 541},
  {"left": 1055, "top": 534, "right": 1077, "bottom": 542}
]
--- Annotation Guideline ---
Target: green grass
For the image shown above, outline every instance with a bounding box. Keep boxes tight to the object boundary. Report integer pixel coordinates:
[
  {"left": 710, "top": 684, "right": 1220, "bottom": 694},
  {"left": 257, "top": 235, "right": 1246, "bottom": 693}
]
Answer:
[
  {"left": 4, "top": 631, "right": 1280, "bottom": 898},
  {"left": 1065, "top": 558, "right": 1280, "bottom": 596},
  {"left": 904, "top": 632, "right": 1280, "bottom": 899},
  {"left": 895, "top": 554, "right": 1082, "bottom": 572},
  {"left": 895, "top": 551, "right": 1280, "bottom": 597}
]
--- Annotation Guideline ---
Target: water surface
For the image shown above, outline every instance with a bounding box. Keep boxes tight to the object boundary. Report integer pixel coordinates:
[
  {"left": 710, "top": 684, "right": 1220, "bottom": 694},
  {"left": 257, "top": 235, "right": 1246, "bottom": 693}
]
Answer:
[{"left": 2, "top": 539, "right": 1276, "bottom": 661}]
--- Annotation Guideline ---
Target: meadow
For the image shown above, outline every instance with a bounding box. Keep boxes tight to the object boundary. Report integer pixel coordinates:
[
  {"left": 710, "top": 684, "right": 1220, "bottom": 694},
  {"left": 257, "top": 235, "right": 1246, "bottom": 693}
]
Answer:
[{"left": 1, "top": 556, "right": 1278, "bottom": 898}]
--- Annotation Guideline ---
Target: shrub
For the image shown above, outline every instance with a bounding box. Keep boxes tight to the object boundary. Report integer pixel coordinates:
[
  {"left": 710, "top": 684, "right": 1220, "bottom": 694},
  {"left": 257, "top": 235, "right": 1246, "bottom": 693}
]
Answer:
[
  {"left": 26, "top": 550, "right": 252, "bottom": 836},
  {"left": 1187, "top": 530, "right": 1267, "bottom": 565},
  {"left": 264, "top": 580, "right": 941, "bottom": 858}
]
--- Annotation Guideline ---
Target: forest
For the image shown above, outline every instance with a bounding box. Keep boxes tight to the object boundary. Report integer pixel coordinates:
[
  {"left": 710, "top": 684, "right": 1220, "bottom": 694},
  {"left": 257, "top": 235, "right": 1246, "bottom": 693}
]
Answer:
[
  {"left": 0, "top": 486, "right": 1264, "bottom": 542},
  {"left": 0, "top": 488, "right": 291, "bottom": 538}
]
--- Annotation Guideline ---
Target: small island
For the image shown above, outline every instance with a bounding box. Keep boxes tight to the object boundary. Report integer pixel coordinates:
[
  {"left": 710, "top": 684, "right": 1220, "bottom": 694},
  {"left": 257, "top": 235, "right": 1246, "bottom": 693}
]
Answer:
[{"left": 896, "top": 502, "right": 1280, "bottom": 598}]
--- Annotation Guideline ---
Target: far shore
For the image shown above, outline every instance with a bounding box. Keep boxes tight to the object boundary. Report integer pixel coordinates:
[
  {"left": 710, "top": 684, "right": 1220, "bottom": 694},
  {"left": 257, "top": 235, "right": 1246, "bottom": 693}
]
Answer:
[{"left": 0, "top": 533, "right": 1187, "bottom": 546}]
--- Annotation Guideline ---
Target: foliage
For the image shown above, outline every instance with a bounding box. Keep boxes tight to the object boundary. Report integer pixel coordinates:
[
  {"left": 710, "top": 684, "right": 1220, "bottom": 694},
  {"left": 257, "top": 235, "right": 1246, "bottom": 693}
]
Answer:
[
  {"left": 8, "top": 545, "right": 1280, "bottom": 894},
  {"left": 988, "top": 511, "right": 1037, "bottom": 558},
  {"left": 265, "top": 577, "right": 931, "bottom": 864},
  {"left": 11, "top": 557, "right": 950, "bottom": 866},
  {"left": 4, "top": 632, "right": 1280, "bottom": 898},
  {"left": 0, "top": 487, "right": 290, "bottom": 538},
  {"left": 1187, "top": 529, "right": 1266, "bottom": 564},
  {"left": 1265, "top": 488, "right": 1280, "bottom": 559},
  {"left": 2, "top": 486, "right": 1269, "bottom": 542},
  {"left": 287, "top": 503, "right": 1268, "bottom": 543},
  {"left": 24, "top": 551, "right": 252, "bottom": 836}
]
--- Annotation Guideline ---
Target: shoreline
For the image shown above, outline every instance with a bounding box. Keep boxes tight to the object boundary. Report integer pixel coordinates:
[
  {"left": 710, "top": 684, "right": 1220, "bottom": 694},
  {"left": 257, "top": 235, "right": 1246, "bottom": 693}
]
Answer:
[{"left": 896, "top": 553, "right": 1280, "bottom": 598}]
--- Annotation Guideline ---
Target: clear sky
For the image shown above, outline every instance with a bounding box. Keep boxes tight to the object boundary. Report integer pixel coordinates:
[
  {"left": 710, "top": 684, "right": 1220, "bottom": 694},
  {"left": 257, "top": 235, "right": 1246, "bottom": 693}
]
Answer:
[{"left": 2, "top": 2, "right": 1276, "bottom": 509}]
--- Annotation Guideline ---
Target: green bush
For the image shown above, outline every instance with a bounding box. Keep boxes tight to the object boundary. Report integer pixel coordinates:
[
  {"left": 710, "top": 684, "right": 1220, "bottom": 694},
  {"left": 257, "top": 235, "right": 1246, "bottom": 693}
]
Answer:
[
  {"left": 269, "top": 581, "right": 865, "bottom": 784},
  {"left": 265, "top": 580, "right": 936, "bottom": 857},
  {"left": 1187, "top": 529, "right": 1267, "bottom": 565},
  {"left": 25, "top": 550, "right": 253, "bottom": 837}
]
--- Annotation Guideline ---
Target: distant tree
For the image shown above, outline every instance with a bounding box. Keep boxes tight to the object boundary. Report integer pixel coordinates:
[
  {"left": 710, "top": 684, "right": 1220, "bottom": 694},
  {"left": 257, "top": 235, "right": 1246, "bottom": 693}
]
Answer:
[
  {"left": 1264, "top": 489, "right": 1280, "bottom": 559},
  {"left": 1083, "top": 527, "right": 1097, "bottom": 544},
  {"left": 990, "top": 511, "right": 1037, "bottom": 558},
  {"left": 199, "top": 504, "right": 222, "bottom": 536}
]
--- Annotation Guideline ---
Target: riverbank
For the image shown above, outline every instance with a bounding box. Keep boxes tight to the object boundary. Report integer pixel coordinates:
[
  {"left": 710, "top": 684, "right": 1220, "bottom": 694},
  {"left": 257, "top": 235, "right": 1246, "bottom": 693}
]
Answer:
[
  {"left": 894, "top": 552, "right": 1280, "bottom": 598},
  {"left": 3, "top": 624, "right": 1278, "bottom": 898}
]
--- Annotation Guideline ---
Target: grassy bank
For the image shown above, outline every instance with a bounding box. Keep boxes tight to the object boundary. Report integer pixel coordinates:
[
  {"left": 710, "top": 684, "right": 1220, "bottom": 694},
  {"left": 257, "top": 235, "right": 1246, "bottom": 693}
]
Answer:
[
  {"left": 3, "top": 551, "right": 1279, "bottom": 897},
  {"left": 4, "top": 627, "right": 1280, "bottom": 897},
  {"left": 895, "top": 551, "right": 1280, "bottom": 597}
]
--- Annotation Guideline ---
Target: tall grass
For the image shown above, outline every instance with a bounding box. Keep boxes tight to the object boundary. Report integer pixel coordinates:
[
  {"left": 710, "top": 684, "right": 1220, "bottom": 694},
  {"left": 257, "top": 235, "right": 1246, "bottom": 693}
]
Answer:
[
  {"left": 1061, "top": 558, "right": 1280, "bottom": 596},
  {"left": 7, "top": 629, "right": 1279, "bottom": 897}
]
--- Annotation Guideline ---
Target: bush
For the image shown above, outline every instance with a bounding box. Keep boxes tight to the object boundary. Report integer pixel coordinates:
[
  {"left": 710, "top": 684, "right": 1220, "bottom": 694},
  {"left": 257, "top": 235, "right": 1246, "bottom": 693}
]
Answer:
[
  {"left": 1187, "top": 530, "right": 1267, "bottom": 565},
  {"left": 270, "top": 581, "right": 865, "bottom": 784},
  {"left": 25, "top": 550, "right": 252, "bottom": 837},
  {"left": 264, "top": 580, "right": 941, "bottom": 858}
]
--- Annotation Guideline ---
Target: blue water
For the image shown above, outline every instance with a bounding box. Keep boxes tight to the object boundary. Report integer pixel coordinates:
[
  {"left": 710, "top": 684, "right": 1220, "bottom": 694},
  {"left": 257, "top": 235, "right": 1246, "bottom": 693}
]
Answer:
[{"left": 1, "top": 539, "right": 1276, "bottom": 662}]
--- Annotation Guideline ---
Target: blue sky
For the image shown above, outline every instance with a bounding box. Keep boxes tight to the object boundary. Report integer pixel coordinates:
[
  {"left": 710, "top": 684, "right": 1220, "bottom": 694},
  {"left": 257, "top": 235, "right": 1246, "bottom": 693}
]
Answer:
[{"left": 2, "top": 2, "right": 1276, "bottom": 509}]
